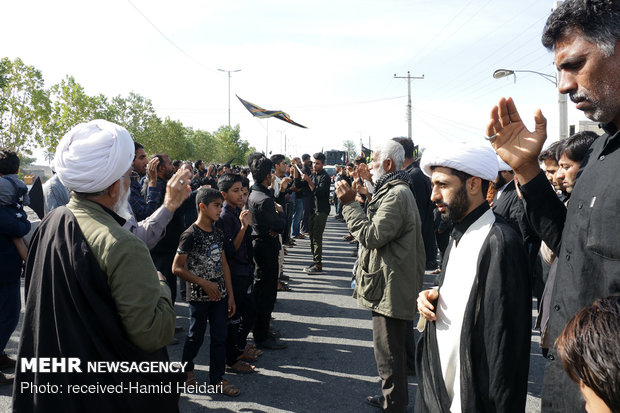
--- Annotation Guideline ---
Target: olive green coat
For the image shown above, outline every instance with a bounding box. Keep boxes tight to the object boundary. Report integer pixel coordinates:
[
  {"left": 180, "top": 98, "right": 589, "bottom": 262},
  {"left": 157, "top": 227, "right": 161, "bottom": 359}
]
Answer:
[{"left": 343, "top": 179, "right": 425, "bottom": 320}]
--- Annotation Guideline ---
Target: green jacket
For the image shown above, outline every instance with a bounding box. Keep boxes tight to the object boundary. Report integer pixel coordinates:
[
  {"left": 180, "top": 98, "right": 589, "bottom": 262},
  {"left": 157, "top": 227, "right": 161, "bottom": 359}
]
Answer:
[
  {"left": 343, "top": 179, "right": 425, "bottom": 320},
  {"left": 68, "top": 197, "right": 176, "bottom": 353}
]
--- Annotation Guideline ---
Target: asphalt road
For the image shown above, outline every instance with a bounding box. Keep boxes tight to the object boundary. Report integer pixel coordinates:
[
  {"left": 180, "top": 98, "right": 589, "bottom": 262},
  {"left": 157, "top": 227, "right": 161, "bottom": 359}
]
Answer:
[{"left": 0, "top": 212, "right": 545, "bottom": 412}]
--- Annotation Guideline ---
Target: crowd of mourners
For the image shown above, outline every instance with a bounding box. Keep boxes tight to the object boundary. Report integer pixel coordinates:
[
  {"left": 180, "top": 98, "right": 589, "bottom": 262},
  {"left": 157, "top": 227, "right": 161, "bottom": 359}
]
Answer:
[{"left": 1, "top": 1, "right": 620, "bottom": 412}]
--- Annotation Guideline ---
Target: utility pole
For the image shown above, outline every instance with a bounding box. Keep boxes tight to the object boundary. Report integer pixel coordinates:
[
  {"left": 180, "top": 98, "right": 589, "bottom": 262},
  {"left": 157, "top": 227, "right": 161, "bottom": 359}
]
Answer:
[
  {"left": 394, "top": 71, "right": 424, "bottom": 140},
  {"left": 217, "top": 68, "right": 241, "bottom": 127},
  {"left": 553, "top": 0, "right": 568, "bottom": 139}
]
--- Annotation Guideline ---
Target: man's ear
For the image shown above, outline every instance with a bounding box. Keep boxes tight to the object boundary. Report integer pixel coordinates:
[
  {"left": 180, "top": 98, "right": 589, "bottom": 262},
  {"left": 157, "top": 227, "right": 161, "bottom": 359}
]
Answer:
[
  {"left": 107, "top": 179, "right": 122, "bottom": 199},
  {"left": 468, "top": 176, "right": 482, "bottom": 194},
  {"left": 384, "top": 158, "right": 394, "bottom": 173}
]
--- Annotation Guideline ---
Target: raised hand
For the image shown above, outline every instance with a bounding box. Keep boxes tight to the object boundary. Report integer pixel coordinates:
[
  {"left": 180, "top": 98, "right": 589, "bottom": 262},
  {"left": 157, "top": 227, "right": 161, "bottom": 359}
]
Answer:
[{"left": 487, "top": 97, "right": 547, "bottom": 184}]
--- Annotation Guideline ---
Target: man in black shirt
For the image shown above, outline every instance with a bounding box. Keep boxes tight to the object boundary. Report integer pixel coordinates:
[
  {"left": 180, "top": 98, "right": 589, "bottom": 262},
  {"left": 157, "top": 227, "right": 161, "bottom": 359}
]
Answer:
[
  {"left": 487, "top": 1, "right": 620, "bottom": 410},
  {"left": 247, "top": 155, "right": 287, "bottom": 350},
  {"left": 302, "top": 152, "right": 331, "bottom": 274}
]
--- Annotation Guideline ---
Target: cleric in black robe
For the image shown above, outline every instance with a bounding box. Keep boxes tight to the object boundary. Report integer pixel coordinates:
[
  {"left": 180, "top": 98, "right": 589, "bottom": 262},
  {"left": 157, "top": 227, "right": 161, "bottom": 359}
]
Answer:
[
  {"left": 415, "top": 142, "right": 531, "bottom": 413},
  {"left": 13, "top": 120, "right": 182, "bottom": 412}
]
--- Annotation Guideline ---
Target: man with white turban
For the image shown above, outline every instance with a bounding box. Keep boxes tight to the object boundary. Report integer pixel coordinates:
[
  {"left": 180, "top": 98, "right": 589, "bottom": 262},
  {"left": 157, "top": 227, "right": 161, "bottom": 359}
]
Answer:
[
  {"left": 415, "top": 141, "right": 531, "bottom": 413},
  {"left": 14, "top": 120, "right": 182, "bottom": 412}
]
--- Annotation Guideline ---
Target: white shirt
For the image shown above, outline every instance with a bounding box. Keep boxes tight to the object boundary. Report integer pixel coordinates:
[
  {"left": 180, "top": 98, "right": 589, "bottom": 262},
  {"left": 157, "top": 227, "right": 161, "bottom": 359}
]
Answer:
[{"left": 435, "top": 209, "right": 495, "bottom": 413}]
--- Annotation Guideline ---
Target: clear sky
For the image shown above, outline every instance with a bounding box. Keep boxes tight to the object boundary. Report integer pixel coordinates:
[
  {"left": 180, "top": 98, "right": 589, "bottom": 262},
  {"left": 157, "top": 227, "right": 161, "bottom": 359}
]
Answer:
[{"left": 2, "top": 0, "right": 587, "bottom": 161}]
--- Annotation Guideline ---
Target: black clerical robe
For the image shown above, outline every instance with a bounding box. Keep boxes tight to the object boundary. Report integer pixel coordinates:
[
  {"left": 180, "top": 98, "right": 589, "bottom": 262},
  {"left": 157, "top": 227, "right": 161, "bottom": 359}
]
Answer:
[
  {"left": 13, "top": 207, "right": 181, "bottom": 413},
  {"left": 415, "top": 212, "right": 531, "bottom": 413}
]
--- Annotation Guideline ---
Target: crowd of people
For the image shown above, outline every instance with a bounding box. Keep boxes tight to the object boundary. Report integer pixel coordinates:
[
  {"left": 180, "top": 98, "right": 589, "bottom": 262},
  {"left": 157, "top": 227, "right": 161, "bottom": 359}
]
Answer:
[{"left": 1, "top": 0, "right": 620, "bottom": 412}]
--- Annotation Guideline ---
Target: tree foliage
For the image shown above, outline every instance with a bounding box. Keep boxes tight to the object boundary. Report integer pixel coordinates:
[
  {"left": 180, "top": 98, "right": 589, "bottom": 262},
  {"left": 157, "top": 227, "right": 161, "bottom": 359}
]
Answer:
[
  {"left": 0, "top": 58, "right": 49, "bottom": 154},
  {"left": 0, "top": 57, "right": 254, "bottom": 164}
]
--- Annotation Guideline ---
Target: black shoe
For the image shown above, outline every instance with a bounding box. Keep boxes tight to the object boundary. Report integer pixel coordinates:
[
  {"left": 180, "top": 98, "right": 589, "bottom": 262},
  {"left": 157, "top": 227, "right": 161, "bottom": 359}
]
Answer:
[
  {"left": 0, "top": 354, "right": 16, "bottom": 370},
  {"left": 0, "top": 372, "right": 14, "bottom": 386},
  {"left": 175, "top": 326, "right": 184, "bottom": 333},
  {"left": 256, "top": 337, "right": 288, "bottom": 350},
  {"left": 269, "top": 329, "right": 281, "bottom": 339},
  {"left": 366, "top": 395, "right": 384, "bottom": 409},
  {"left": 280, "top": 274, "right": 290, "bottom": 281}
]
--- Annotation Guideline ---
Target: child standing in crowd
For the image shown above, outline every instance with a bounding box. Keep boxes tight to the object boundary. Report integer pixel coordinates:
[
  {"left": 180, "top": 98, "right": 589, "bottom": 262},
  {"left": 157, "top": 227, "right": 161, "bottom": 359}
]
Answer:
[
  {"left": 216, "top": 174, "right": 260, "bottom": 374},
  {"left": 172, "top": 187, "right": 239, "bottom": 397},
  {"left": 0, "top": 149, "right": 30, "bottom": 260}
]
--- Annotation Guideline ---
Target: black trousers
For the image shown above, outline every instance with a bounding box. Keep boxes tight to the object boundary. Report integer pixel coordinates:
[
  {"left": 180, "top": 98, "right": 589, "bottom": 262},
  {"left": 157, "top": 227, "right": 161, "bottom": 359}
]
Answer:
[
  {"left": 252, "top": 239, "right": 279, "bottom": 343},
  {"left": 226, "top": 275, "right": 256, "bottom": 365},
  {"left": 301, "top": 196, "right": 312, "bottom": 234},
  {"left": 372, "top": 312, "right": 408, "bottom": 413}
]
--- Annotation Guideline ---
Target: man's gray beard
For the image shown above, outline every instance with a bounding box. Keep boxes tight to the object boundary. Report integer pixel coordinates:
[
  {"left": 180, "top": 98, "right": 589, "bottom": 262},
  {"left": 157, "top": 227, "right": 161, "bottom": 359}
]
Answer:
[
  {"left": 113, "top": 182, "right": 132, "bottom": 221},
  {"left": 372, "top": 163, "right": 386, "bottom": 181}
]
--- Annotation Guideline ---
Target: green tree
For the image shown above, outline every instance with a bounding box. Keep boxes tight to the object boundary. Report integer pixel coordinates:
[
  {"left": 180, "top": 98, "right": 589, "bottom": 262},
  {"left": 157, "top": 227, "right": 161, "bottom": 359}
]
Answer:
[
  {"left": 147, "top": 117, "right": 193, "bottom": 161},
  {"left": 107, "top": 92, "right": 161, "bottom": 146},
  {"left": 41, "top": 75, "right": 102, "bottom": 160},
  {"left": 0, "top": 58, "right": 50, "bottom": 154},
  {"left": 213, "top": 125, "right": 251, "bottom": 165},
  {"left": 189, "top": 129, "right": 216, "bottom": 162}
]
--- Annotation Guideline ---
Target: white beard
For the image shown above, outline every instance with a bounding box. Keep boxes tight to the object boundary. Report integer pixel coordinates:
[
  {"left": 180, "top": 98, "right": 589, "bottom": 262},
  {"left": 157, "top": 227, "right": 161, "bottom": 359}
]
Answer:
[
  {"left": 371, "top": 163, "right": 386, "bottom": 181},
  {"left": 113, "top": 182, "right": 132, "bottom": 221}
]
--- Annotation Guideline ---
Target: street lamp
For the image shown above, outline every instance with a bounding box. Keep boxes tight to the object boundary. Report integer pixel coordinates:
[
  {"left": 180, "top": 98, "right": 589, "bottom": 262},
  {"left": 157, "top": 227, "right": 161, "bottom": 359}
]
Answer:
[
  {"left": 217, "top": 68, "right": 241, "bottom": 128},
  {"left": 493, "top": 68, "right": 568, "bottom": 139}
]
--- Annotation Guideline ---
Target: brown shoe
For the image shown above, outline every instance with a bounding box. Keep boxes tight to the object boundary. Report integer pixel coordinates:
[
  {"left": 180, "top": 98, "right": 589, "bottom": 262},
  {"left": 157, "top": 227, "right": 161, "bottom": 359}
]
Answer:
[
  {"left": 0, "top": 372, "right": 14, "bottom": 386},
  {"left": 0, "top": 354, "right": 16, "bottom": 370},
  {"left": 294, "top": 234, "right": 306, "bottom": 240}
]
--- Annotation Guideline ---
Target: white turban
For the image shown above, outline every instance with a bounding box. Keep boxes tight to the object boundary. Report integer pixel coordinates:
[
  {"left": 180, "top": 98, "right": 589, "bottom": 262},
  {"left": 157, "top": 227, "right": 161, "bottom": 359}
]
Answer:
[
  {"left": 54, "top": 120, "right": 135, "bottom": 193},
  {"left": 497, "top": 155, "right": 513, "bottom": 172},
  {"left": 421, "top": 141, "right": 499, "bottom": 181}
]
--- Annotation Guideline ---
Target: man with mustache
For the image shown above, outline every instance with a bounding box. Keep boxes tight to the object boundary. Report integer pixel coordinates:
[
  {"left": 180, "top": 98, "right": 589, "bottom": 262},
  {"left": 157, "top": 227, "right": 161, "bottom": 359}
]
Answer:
[
  {"left": 336, "top": 140, "right": 425, "bottom": 412},
  {"left": 486, "top": 1, "right": 620, "bottom": 411},
  {"left": 416, "top": 142, "right": 531, "bottom": 413},
  {"left": 13, "top": 120, "right": 181, "bottom": 412}
]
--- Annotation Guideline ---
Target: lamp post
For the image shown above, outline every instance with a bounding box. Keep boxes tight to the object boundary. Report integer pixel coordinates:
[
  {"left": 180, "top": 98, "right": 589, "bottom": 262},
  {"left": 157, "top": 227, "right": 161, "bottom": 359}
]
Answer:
[
  {"left": 217, "top": 68, "right": 241, "bottom": 128},
  {"left": 493, "top": 68, "right": 568, "bottom": 140}
]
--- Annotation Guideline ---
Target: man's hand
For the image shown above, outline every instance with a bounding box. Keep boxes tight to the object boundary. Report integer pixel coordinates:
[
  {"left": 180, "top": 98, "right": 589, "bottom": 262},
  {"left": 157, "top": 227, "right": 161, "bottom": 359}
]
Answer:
[
  {"left": 147, "top": 158, "right": 159, "bottom": 185},
  {"left": 200, "top": 279, "right": 222, "bottom": 301},
  {"left": 301, "top": 173, "right": 311, "bottom": 183},
  {"left": 354, "top": 179, "right": 369, "bottom": 197},
  {"left": 335, "top": 180, "right": 356, "bottom": 205},
  {"left": 163, "top": 169, "right": 191, "bottom": 213},
  {"left": 275, "top": 202, "right": 283, "bottom": 213},
  {"left": 487, "top": 97, "right": 547, "bottom": 184},
  {"left": 279, "top": 177, "right": 291, "bottom": 192},
  {"left": 239, "top": 209, "right": 252, "bottom": 228},
  {"left": 417, "top": 289, "right": 439, "bottom": 321},
  {"left": 268, "top": 229, "right": 278, "bottom": 238},
  {"left": 357, "top": 163, "right": 372, "bottom": 183},
  {"left": 227, "top": 295, "right": 236, "bottom": 318}
]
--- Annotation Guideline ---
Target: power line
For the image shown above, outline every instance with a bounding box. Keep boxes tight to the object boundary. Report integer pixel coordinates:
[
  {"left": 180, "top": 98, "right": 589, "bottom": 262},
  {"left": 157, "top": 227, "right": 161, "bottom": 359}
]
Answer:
[{"left": 126, "top": 0, "right": 216, "bottom": 73}]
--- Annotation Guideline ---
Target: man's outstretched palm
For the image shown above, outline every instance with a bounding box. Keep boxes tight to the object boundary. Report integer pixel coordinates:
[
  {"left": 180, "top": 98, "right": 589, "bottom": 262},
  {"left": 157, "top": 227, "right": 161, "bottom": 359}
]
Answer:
[{"left": 487, "top": 97, "right": 548, "bottom": 182}]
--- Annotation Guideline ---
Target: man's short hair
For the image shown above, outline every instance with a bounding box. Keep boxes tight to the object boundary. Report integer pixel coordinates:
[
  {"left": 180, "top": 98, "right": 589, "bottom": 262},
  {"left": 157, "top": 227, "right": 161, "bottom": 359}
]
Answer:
[
  {"left": 154, "top": 154, "right": 168, "bottom": 171},
  {"left": 542, "top": 0, "right": 620, "bottom": 57},
  {"left": 312, "top": 152, "right": 326, "bottom": 163},
  {"left": 196, "top": 187, "right": 223, "bottom": 212},
  {"left": 0, "top": 149, "right": 20, "bottom": 175},
  {"left": 377, "top": 141, "right": 404, "bottom": 171},
  {"left": 270, "top": 154, "right": 285, "bottom": 165},
  {"left": 250, "top": 155, "right": 273, "bottom": 184},
  {"left": 195, "top": 159, "right": 203, "bottom": 169},
  {"left": 556, "top": 295, "right": 620, "bottom": 413},
  {"left": 301, "top": 154, "right": 311, "bottom": 162},
  {"left": 247, "top": 152, "right": 264, "bottom": 168},
  {"left": 218, "top": 173, "right": 242, "bottom": 193},
  {"left": 557, "top": 131, "right": 599, "bottom": 163},
  {"left": 539, "top": 141, "right": 562, "bottom": 163},
  {"left": 392, "top": 137, "right": 415, "bottom": 160},
  {"left": 134, "top": 141, "right": 144, "bottom": 154},
  {"left": 172, "top": 160, "right": 181, "bottom": 168}
]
